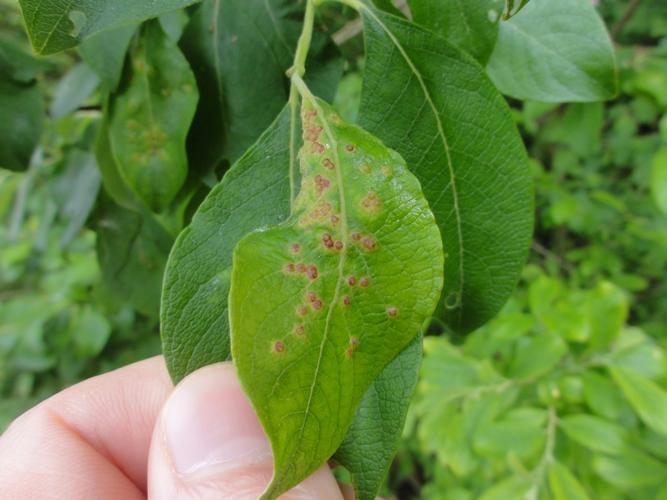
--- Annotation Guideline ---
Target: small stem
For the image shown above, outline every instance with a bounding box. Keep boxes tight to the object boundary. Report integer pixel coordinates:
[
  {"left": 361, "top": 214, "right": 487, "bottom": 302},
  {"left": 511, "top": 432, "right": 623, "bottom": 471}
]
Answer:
[
  {"left": 287, "top": 0, "right": 317, "bottom": 211},
  {"left": 288, "top": 0, "right": 316, "bottom": 79}
]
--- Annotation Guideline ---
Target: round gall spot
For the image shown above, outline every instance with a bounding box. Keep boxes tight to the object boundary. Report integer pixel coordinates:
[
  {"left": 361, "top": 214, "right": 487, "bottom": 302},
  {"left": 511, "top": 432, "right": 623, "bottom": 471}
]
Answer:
[
  {"left": 315, "top": 175, "right": 331, "bottom": 194},
  {"left": 323, "top": 158, "right": 335, "bottom": 170},
  {"left": 362, "top": 237, "right": 377, "bottom": 251},
  {"left": 290, "top": 243, "right": 301, "bottom": 254},
  {"left": 342, "top": 295, "right": 351, "bottom": 306},
  {"left": 285, "top": 263, "right": 296, "bottom": 273},
  {"left": 307, "top": 292, "right": 317, "bottom": 303},
  {"left": 345, "top": 144, "right": 355, "bottom": 153},
  {"left": 297, "top": 305, "right": 309, "bottom": 317},
  {"left": 359, "top": 277, "right": 370, "bottom": 288},
  {"left": 296, "top": 263, "right": 307, "bottom": 273},
  {"left": 307, "top": 265, "right": 319, "bottom": 280},
  {"left": 334, "top": 240, "right": 344, "bottom": 251},
  {"left": 305, "top": 126, "right": 323, "bottom": 142},
  {"left": 387, "top": 307, "right": 399, "bottom": 318},
  {"left": 361, "top": 192, "right": 382, "bottom": 211},
  {"left": 294, "top": 324, "right": 305, "bottom": 337},
  {"left": 351, "top": 232, "right": 362, "bottom": 241},
  {"left": 350, "top": 337, "right": 360, "bottom": 347},
  {"left": 312, "top": 299, "right": 323, "bottom": 311},
  {"left": 273, "top": 341, "right": 285, "bottom": 353},
  {"left": 310, "top": 142, "right": 325, "bottom": 154},
  {"left": 347, "top": 276, "right": 356, "bottom": 286},
  {"left": 360, "top": 164, "right": 372, "bottom": 175},
  {"left": 330, "top": 215, "right": 339, "bottom": 225}
]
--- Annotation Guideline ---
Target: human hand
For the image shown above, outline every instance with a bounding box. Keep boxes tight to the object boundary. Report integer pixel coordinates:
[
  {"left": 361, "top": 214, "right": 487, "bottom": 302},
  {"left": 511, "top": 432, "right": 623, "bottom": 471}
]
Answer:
[{"left": 0, "top": 357, "right": 347, "bottom": 499}]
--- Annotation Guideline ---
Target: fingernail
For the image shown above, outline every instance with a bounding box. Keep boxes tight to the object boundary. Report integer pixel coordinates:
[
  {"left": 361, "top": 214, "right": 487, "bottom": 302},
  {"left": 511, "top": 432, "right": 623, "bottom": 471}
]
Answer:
[{"left": 162, "top": 363, "right": 271, "bottom": 475}]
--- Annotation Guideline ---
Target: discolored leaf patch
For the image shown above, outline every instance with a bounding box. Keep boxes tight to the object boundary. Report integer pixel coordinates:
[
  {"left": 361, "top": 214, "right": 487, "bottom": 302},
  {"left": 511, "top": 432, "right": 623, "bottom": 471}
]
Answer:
[
  {"left": 229, "top": 96, "right": 443, "bottom": 498},
  {"left": 109, "top": 21, "right": 198, "bottom": 213}
]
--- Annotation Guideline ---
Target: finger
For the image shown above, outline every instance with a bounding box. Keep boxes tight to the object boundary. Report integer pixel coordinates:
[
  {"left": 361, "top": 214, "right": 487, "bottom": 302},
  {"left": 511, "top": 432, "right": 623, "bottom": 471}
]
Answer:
[
  {"left": 148, "top": 362, "right": 344, "bottom": 499},
  {"left": 0, "top": 356, "right": 172, "bottom": 497}
]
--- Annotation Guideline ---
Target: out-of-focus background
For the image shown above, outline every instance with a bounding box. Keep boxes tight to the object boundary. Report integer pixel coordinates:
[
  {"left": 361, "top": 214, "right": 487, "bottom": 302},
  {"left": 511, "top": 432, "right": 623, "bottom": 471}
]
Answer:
[{"left": 1, "top": 0, "right": 667, "bottom": 497}]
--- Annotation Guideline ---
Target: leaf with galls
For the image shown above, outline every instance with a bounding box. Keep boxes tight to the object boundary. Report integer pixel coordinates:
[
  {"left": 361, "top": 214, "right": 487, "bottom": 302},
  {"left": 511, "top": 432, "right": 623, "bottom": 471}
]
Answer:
[{"left": 229, "top": 97, "right": 444, "bottom": 498}]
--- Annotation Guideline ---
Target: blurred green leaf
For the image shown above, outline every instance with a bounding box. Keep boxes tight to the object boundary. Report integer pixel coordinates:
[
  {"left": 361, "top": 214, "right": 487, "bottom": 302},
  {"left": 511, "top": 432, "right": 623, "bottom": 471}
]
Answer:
[
  {"left": 50, "top": 63, "right": 100, "bottom": 119},
  {"left": 473, "top": 407, "right": 546, "bottom": 461},
  {"left": 548, "top": 461, "right": 591, "bottom": 500},
  {"left": 560, "top": 414, "right": 628, "bottom": 454},
  {"left": 479, "top": 475, "right": 532, "bottom": 500},
  {"left": 651, "top": 148, "right": 667, "bottom": 217},
  {"left": 593, "top": 451, "right": 667, "bottom": 489},
  {"left": 582, "top": 370, "right": 627, "bottom": 420},
  {"left": 79, "top": 24, "right": 138, "bottom": 91},
  {"left": 508, "top": 333, "right": 567, "bottom": 379},
  {"left": 109, "top": 20, "right": 198, "bottom": 212},
  {"left": 610, "top": 366, "right": 667, "bottom": 437}
]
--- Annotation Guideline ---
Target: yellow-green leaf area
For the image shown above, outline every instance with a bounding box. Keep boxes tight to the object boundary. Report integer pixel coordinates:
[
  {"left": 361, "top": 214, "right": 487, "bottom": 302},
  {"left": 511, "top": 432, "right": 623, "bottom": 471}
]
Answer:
[{"left": 229, "top": 97, "right": 443, "bottom": 498}]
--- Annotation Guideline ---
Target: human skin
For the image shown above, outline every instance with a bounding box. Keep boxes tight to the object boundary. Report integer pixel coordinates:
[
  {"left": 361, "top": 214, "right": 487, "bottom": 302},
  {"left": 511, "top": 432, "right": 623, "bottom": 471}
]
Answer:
[{"left": 0, "top": 357, "right": 348, "bottom": 499}]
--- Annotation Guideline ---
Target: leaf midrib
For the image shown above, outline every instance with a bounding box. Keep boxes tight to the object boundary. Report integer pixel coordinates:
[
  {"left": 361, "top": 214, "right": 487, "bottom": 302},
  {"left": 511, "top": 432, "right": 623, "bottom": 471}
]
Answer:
[
  {"left": 292, "top": 92, "right": 349, "bottom": 479},
  {"left": 361, "top": 6, "right": 465, "bottom": 317}
]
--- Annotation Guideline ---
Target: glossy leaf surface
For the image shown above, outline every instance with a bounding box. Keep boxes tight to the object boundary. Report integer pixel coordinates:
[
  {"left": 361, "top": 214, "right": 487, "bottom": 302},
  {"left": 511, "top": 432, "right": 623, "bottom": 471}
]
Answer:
[
  {"left": 230, "top": 97, "right": 443, "bottom": 498},
  {"left": 18, "top": 0, "right": 198, "bottom": 54},
  {"left": 358, "top": 4, "right": 533, "bottom": 333}
]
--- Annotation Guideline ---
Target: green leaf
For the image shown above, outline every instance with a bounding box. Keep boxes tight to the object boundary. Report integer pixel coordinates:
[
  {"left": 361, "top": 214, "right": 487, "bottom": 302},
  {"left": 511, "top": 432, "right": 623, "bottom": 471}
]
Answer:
[
  {"left": 610, "top": 366, "right": 667, "bottom": 437},
  {"left": 358, "top": 5, "right": 533, "bottom": 333},
  {"left": 559, "top": 414, "right": 628, "bottom": 455},
  {"left": 582, "top": 370, "right": 627, "bottom": 420},
  {"left": 501, "top": 0, "right": 529, "bottom": 20},
  {"left": 18, "top": 0, "right": 199, "bottom": 55},
  {"left": 96, "top": 114, "right": 139, "bottom": 210},
  {"left": 229, "top": 96, "right": 443, "bottom": 498},
  {"left": 548, "top": 461, "right": 591, "bottom": 500},
  {"left": 0, "top": 39, "right": 44, "bottom": 172},
  {"left": 71, "top": 306, "right": 111, "bottom": 357},
  {"left": 161, "top": 107, "right": 293, "bottom": 381},
  {"left": 333, "top": 334, "right": 422, "bottom": 500},
  {"left": 179, "top": 0, "right": 342, "bottom": 170},
  {"left": 50, "top": 63, "right": 100, "bottom": 119},
  {"left": 109, "top": 21, "right": 198, "bottom": 212},
  {"left": 409, "top": 0, "right": 500, "bottom": 64},
  {"left": 588, "top": 281, "right": 628, "bottom": 348},
  {"left": 96, "top": 199, "right": 174, "bottom": 317},
  {"left": 487, "top": 0, "right": 617, "bottom": 102},
  {"left": 160, "top": 106, "right": 422, "bottom": 499},
  {"left": 79, "top": 24, "right": 138, "bottom": 91},
  {"left": 593, "top": 451, "right": 667, "bottom": 489},
  {"left": 651, "top": 148, "right": 667, "bottom": 217},
  {"left": 51, "top": 149, "right": 101, "bottom": 247},
  {"left": 508, "top": 332, "right": 567, "bottom": 379},
  {"left": 479, "top": 475, "right": 531, "bottom": 500},
  {"left": 473, "top": 407, "right": 546, "bottom": 461}
]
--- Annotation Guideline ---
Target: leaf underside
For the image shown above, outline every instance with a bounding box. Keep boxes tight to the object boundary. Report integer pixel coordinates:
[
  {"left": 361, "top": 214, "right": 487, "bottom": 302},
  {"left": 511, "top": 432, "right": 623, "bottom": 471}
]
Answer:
[
  {"left": 230, "top": 97, "right": 443, "bottom": 498},
  {"left": 333, "top": 332, "right": 423, "bottom": 500}
]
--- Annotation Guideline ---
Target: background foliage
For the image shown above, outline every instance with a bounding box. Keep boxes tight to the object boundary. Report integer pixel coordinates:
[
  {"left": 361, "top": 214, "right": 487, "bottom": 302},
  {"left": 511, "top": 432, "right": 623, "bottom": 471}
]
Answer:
[{"left": 1, "top": 0, "right": 667, "bottom": 498}]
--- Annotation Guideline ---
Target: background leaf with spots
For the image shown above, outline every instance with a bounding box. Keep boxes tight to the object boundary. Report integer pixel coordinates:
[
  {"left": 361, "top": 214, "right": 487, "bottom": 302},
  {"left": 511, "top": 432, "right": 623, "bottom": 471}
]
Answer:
[{"left": 2, "top": 0, "right": 644, "bottom": 498}]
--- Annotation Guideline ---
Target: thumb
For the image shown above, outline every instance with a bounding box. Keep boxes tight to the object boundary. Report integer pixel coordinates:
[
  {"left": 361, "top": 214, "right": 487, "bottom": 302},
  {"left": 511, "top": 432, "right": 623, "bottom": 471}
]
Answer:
[{"left": 147, "top": 362, "right": 343, "bottom": 499}]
